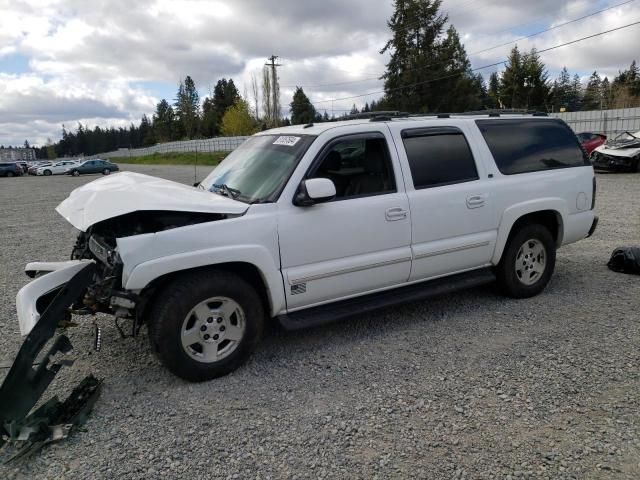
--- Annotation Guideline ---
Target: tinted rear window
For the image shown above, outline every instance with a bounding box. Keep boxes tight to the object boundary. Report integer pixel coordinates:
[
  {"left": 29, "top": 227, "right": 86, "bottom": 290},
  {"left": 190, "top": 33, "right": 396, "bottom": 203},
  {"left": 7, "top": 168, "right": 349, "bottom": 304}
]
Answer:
[
  {"left": 476, "top": 119, "right": 589, "bottom": 175},
  {"left": 402, "top": 127, "right": 479, "bottom": 189}
]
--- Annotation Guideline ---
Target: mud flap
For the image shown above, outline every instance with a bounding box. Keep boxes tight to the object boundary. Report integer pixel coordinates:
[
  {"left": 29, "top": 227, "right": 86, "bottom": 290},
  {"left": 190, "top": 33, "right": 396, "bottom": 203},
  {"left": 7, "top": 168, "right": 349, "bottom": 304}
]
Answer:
[{"left": 0, "top": 263, "right": 102, "bottom": 460}]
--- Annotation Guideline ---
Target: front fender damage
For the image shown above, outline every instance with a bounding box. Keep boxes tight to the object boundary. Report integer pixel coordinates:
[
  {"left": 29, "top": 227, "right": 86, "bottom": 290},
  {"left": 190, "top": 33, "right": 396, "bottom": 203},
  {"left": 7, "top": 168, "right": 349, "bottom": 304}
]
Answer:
[{"left": 0, "top": 263, "right": 102, "bottom": 463}]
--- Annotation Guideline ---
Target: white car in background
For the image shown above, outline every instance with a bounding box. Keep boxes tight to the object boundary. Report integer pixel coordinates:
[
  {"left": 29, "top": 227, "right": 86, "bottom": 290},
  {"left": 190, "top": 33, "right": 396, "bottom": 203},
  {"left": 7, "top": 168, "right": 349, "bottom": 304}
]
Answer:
[{"left": 36, "top": 160, "right": 79, "bottom": 176}]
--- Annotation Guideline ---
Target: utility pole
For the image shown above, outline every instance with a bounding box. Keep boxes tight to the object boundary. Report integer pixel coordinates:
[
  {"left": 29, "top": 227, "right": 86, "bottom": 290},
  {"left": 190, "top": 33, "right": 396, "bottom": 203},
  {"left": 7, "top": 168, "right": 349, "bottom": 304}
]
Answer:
[{"left": 266, "top": 55, "right": 282, "bottom": 127}]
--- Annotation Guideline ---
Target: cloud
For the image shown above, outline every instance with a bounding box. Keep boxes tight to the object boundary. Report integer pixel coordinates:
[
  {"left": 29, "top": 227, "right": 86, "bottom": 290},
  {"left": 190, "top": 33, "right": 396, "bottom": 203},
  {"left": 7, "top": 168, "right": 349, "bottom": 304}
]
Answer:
[{"left": 0, "top": 0, "right": 638, "bottom": 145}]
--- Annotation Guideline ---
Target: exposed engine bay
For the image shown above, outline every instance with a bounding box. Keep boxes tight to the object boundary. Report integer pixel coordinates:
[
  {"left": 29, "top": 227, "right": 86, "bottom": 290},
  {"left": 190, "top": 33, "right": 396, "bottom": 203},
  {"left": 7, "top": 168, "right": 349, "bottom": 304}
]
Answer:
[{"left": 69, "top": 210, "right": 229, "bottom": 325}]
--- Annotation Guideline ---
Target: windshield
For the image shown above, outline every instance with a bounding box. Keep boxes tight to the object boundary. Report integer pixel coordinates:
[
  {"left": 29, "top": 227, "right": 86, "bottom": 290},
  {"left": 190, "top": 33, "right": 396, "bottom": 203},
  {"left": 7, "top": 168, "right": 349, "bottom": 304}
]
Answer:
[{"left": 200, "top": 134, "right": 316, "bottom": 203}]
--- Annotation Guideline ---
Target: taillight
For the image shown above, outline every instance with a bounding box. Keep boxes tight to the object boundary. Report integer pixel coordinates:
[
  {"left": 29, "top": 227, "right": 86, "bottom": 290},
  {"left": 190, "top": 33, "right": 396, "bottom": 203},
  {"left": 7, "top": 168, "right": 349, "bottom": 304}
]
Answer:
[{"left": 591, "top": 176, "right": 596, "bottom": 210}]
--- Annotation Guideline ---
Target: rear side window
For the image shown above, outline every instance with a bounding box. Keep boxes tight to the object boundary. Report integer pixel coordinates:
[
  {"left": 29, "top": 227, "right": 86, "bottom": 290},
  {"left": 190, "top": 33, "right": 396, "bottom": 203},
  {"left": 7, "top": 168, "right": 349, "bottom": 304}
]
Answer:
[
  {"left": 476, "top": 118, "right": 589, "bottom": 175},
  {"left": 401, "top": 127, "right": 479, "bottom": 189}
]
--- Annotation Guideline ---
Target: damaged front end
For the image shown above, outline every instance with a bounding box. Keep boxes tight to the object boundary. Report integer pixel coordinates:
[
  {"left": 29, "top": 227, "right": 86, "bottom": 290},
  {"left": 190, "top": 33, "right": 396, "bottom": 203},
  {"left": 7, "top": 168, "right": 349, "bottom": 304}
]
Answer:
[
  {"left": 591, "top": 130, "right": 640, "bottom": 171},
  {"left": 1, "top": 172, "right": 247, "bottom": 460},
  {"left": 0, "top": 263, "right": 102, "bottom": 461}
]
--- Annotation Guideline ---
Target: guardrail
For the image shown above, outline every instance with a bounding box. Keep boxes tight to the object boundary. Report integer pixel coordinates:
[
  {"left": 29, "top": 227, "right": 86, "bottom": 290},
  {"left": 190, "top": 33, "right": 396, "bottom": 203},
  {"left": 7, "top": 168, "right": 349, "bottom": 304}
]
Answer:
[{"left": 83, "top": 136, "right": 249, "bottom": 160}]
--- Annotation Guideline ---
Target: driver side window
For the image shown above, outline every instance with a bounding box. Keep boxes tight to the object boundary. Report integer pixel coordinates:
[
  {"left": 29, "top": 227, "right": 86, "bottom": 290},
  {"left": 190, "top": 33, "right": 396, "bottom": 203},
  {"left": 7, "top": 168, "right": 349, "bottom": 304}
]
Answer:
[{"left": 308, "top": 135, "right": 396, "bottom": 200}]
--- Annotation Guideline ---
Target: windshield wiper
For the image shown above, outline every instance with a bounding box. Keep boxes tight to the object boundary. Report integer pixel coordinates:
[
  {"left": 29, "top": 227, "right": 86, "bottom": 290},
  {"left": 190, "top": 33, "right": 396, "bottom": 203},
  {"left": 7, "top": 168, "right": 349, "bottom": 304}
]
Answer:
[{"left": 212, "top": 183, "right": 242, "bottom": 199}]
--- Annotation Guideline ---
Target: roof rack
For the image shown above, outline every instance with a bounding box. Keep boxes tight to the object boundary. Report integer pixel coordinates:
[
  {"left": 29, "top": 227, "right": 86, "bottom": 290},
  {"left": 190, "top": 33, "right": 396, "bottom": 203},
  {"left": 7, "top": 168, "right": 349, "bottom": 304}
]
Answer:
[
  {"left": 343, "top": 109, "right": 548, "bottom": 123},
  {"left": 345, "top": 111, "right": 410, "bottom": 121}
]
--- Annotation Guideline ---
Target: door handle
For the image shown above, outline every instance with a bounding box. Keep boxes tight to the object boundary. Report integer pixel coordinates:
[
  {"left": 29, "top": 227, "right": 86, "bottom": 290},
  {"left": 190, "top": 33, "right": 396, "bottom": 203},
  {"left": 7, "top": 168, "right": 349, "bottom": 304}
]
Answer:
[
  {"left": 385, "top": 207, "right": 408, "bottom": 221},
  {"left": 466, "top": 194, "right": 486, "bottom": 209}
]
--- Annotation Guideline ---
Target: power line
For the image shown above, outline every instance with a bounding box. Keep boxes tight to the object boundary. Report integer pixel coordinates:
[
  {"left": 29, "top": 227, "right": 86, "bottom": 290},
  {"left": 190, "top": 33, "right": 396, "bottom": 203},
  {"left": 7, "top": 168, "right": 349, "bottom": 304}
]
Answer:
[
  {"left": 286, "top": 0, "right": 636, "bottom": 90},
  {"left": 310, "top": 20, "right": 640, "bottom": 106}
]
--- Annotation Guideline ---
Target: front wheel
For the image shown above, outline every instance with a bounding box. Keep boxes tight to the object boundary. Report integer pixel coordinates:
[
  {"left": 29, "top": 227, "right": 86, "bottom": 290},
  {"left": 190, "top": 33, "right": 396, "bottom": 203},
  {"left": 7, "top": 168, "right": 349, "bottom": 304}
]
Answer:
[
  {"left": 148, "top": 270, "right": 265, "bottom": 382},
  {"left": 6, "top": 171, "right": 14, "bottom": 177},
  {"left": 71, "top": 169, "right": 80, "bottom": 177},
  {"left": 102, "top": 168, "right": 111, "bottom": 175},
  {"left": 44, "top": 169, "right": 52, "bottom": 176},
  {"left": 496, "top": 224, "right": 556, "bottom": 298}
]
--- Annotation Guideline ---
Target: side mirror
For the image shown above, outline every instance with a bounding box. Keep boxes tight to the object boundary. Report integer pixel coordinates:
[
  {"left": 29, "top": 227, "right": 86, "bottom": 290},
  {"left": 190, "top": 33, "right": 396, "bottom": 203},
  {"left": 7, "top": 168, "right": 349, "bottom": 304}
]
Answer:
[{"left": 294, "top": 178, "right": 336, "bottom": 206}]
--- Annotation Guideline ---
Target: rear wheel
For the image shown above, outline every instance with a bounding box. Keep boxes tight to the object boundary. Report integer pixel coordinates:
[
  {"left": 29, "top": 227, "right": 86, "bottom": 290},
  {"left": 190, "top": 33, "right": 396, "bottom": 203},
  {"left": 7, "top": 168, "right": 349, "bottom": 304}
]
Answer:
[
  {"left": 6, "top": 171, "right": 14, "bottom": 177},
  {"left": 631, "top": 156, "right": 639, "bottom": 173},
  {"left": 148, "top": 270, "right": 265, "bottom": 382},
  {"left": 496, "top": 224, "right": 556, "bottom": 298}
]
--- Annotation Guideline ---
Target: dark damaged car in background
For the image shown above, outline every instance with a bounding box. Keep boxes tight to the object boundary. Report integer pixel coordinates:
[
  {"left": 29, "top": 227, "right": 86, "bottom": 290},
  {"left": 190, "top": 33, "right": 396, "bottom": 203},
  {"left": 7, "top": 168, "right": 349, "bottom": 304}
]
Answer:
[{"left": 591, "top": 130, "right": 640, "bottom": 172}]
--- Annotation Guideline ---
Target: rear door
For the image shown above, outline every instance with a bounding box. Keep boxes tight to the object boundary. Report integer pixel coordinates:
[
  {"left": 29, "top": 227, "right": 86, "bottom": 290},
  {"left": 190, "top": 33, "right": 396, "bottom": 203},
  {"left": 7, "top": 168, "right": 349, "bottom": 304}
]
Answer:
[
  {"left": 388, "top": 123, "right": 497, "bottom": 281},
  {"left": 277, "top": 127, "right": 412, "bottom": 310}
]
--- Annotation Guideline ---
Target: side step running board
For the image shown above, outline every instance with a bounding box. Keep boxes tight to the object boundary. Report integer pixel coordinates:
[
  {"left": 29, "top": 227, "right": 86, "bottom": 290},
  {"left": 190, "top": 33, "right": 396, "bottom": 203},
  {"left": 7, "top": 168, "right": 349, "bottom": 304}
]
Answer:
[{"left": 278, "top": 268, "right": 495, "bottom": 331}]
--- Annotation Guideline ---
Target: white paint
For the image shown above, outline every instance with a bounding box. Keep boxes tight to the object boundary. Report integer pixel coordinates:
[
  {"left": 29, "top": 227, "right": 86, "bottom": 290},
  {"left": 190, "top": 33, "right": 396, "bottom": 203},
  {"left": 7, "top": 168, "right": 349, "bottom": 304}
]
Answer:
[
  {"left": 55, "top": 171, "right": 248, "bottom": 231},
  {"left": 19, "top": 115, "right": 596, "bottom": 334},
  {"left": 17, "top": 260, "right": 94, "bottom": 336}
]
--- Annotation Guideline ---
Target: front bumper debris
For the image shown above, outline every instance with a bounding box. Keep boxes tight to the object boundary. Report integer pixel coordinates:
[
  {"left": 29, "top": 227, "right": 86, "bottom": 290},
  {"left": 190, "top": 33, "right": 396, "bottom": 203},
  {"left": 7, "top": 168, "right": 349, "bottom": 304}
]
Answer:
[
  {"left": 0, "top": 263, "right": 102, "bottom": 462},
  {"left": 17, "top": 260, "right": 93, "bottom": 336}
]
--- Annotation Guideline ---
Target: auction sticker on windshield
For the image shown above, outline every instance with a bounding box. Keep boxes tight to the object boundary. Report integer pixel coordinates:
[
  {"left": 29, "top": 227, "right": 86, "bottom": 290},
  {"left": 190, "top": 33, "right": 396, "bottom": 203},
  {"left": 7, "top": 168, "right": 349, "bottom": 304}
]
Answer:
[{"left": 273, "top": 136, "right": 301, "bottom": 147}]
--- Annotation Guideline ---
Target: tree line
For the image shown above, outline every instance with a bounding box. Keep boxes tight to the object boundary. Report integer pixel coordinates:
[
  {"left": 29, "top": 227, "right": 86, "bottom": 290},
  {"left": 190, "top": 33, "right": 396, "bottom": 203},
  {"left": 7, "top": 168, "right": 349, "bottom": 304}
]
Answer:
[{"left": 31, "top": 0, "right": 640, "bottom": 159}]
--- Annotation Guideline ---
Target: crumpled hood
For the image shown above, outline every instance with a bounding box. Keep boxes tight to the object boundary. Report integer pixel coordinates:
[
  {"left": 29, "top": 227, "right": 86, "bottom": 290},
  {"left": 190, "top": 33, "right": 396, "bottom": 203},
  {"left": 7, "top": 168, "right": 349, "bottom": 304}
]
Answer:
[
  {"left": 594, "top": 144, "right": 640, "bottom": 158},
  {"left": 56, "top": 172, "right": 249, "bottom": 231}
]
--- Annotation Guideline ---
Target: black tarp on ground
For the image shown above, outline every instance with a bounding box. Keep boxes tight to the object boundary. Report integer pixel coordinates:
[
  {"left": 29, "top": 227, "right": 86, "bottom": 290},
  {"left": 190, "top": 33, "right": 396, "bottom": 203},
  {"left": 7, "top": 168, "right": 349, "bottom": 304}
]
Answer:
[{"left": 608, "top": 247, "right": 640, "bottom": 275}]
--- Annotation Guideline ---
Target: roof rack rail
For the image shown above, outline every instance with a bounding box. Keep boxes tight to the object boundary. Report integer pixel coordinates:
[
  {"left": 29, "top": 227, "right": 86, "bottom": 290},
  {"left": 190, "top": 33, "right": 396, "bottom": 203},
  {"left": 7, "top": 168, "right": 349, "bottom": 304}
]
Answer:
[
  {"left": 344, "top": 109, "right": 548, "bottom": 122},
  {"left": 344, "top": 111, "right": 409, "bottom": 121}
]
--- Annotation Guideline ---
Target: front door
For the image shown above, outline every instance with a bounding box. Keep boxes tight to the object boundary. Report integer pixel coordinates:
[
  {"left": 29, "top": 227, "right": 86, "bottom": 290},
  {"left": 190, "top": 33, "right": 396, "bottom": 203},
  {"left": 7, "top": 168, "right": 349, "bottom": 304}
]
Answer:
[{"left": 278, "top": 131, "right": 412, "bottom": 311}]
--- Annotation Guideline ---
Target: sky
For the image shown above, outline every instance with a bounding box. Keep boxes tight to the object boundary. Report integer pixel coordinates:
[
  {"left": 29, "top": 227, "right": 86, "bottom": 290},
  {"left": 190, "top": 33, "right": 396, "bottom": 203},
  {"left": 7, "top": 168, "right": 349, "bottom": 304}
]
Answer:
[{"left": 0, "top": 0, "right": 639, "bottom": 147}]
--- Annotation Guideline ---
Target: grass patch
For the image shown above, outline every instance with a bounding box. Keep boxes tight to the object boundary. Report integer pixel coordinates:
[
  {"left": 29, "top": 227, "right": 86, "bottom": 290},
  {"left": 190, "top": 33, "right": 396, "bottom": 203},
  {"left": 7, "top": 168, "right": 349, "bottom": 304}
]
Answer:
[{"left": 115, "top": 151, "right": 229, "bottom": 166}]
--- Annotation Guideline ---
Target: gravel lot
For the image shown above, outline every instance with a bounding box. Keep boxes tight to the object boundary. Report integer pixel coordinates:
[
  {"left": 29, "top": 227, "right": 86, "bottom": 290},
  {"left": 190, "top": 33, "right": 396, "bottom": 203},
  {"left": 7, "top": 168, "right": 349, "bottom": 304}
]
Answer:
[{"left": 1, "top": 166, "right": 639, "bottom": 479}]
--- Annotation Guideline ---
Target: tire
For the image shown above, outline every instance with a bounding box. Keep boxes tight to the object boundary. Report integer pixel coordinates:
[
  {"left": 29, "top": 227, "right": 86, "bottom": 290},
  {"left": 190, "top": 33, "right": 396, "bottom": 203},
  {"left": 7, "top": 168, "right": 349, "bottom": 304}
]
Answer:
[
  {"left": 496, "top": 223, "right": 556, "bottom": 298},
  {"left": 631, "top": 156, "right": 639, "bottom": 173},
  {"left": 148, "top": 270, "right": 265, "bottom": 382},
  {"left": 72, "top": 170, "right": 80, "bottom": 177},
  {"left": 6, "top": 171, "right": 14, "bottom": 178},
  {"left": 44, "top": 169, "right": 52, "bottom": 176},
  {"left": 102, "top": 168, "right": 111, "bottom": 175}
]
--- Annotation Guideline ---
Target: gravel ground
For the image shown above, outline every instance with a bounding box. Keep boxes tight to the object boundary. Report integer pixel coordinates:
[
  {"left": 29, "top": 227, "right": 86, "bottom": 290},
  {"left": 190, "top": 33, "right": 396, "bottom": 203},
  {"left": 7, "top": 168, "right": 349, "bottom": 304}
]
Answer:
[{"left": 0, "top": 166, "right": 639, "bottom": 479}]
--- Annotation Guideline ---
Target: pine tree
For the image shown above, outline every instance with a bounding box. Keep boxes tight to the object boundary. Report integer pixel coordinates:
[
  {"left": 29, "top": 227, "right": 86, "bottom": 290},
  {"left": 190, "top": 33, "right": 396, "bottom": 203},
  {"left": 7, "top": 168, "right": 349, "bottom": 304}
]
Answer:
[
  {"left": 488, "top": 72, "right": 500, "bottom": 108},
  {"left": 152, "top": 99, "right": 176, "bottom": 142},
  {"left": 569, "top": 74, "right": 583, "bottom": 111},
  {"left": 174, "top": 76, "right": 200, "bottom": 139},
  {"left": 522, "top": 49, "right": 550, "bottom": 111},
  {"left": 500, "top": 46, "right": 525, "bottom": 108},
  {"left": 381, "top": 0, "right": 448, "bottom": 112},
  {"left": 581, "top": 71, "right": 602, "bottom": 110},
  {"left": 550, "top": 67, "right": 572, "bottom": 111},
  {"left": 289, "top": 87, "right": 316, "bottom": 124}
]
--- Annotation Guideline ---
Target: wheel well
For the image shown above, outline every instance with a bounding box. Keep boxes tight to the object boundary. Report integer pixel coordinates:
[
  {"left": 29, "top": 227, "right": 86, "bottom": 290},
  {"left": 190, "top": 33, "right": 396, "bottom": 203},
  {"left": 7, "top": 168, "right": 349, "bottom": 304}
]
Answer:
[
  {"left": 508, "top": 210, "right": 563, "bottom": 247},
  {"left": 137, "top": 262, "right": 272, "bottom": 322}
]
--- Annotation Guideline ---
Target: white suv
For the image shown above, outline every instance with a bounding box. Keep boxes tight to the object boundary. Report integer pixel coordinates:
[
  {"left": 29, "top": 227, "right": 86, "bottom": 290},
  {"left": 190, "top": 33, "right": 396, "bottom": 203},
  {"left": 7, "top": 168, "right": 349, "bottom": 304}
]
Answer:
[{"left": 17, "top": 113, "right": 598, "bottom": 381}]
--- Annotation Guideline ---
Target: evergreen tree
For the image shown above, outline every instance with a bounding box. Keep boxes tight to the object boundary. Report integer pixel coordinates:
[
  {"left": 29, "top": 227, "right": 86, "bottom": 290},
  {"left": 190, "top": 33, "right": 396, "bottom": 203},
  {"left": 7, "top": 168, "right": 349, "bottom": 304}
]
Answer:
[
  {"left": 289, "top": 87, "right": 316, "bottom": 124},
  {"left": 152, "top": 99, "right": 177, "bottom": 142},
  {"left": 488, "top": 71, "right": 500, "bottom": 108},
  {"left": 381, "top": 0, "right": 448, "bottom": 112},
  {"left": 522, "top": 49, "right": 550, "bottom": 111},
  {"left": 499, "top": 46, "right": 525, "bottom": 108},
  {"left": 174, "top": 75, "right": 200, "bottom": 139},
  {"left": 550, "top": 67, "right": 572, "bottom": 111},
  {"left": 582, "top": 71, "right": 602, "bottom": 110},
  {"left": 349, "top": 104, "right": 359, "bottom": 115},
  {"left": 569, "top": 74, "right": 583, "bottom": 111},
  {"left": 601, "top": 77, "right": 611, "bottom": 109}
]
